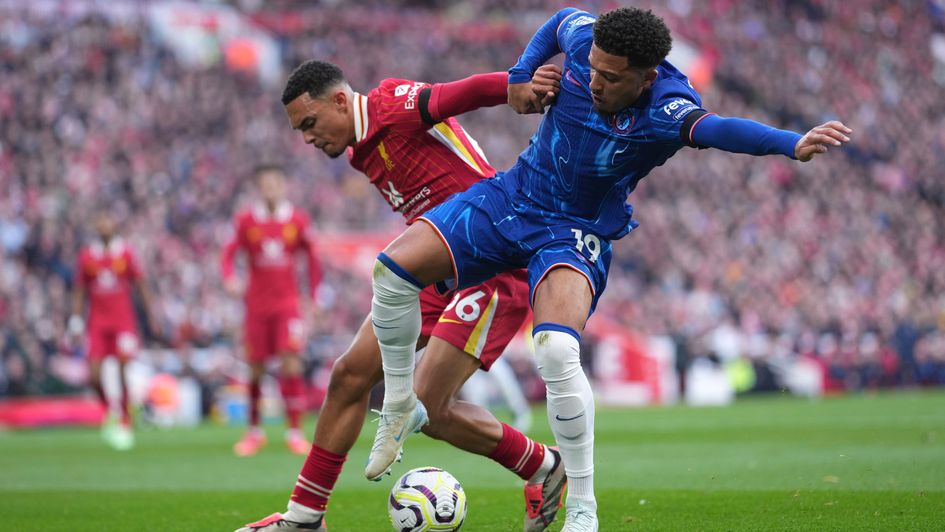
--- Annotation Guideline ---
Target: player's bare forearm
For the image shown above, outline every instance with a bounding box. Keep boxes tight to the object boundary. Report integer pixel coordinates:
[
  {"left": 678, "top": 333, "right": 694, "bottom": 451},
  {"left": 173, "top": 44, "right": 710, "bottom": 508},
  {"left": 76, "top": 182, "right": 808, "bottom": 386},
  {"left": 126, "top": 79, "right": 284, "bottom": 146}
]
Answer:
[
  {"left": 71, "top": 286, "right": 84, "bottom": 318},
  {"left": 794, "top": 120, "right": 852, "bottom": 162}
]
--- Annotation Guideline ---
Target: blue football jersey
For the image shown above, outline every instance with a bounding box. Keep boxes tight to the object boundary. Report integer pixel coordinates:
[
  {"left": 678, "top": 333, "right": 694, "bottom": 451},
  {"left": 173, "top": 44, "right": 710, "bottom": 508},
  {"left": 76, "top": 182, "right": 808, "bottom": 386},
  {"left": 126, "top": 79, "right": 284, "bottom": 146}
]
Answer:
[{"left": 504, "top": 9, "right": 706, "bottom": 240}]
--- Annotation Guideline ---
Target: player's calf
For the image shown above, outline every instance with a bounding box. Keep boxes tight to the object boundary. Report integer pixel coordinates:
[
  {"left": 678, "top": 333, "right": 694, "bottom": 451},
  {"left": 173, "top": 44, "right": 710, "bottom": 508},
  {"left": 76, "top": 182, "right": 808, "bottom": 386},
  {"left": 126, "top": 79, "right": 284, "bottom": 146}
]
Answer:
[{"left": 534, "top": 323, "right": 597, "bottom": 514}]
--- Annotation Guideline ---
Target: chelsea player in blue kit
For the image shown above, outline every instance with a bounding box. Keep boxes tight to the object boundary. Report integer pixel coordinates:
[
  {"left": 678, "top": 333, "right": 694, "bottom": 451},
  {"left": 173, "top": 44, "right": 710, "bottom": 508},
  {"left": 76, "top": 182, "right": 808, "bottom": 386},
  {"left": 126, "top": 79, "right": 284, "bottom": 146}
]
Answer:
[{"left": 366, "top": 7, "right": 852, "bottom": 530}]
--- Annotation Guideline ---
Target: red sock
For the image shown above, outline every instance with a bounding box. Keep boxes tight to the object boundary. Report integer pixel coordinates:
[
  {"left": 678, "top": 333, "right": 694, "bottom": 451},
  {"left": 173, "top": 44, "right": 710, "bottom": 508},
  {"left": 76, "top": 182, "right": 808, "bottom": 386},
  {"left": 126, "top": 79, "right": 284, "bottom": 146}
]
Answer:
[
  {"left": 249, "top": 379, "right": 261, "bottom": 428},
  {"left": 280, "top": 375, "right": 305, "bottom": 430},
  {"left": 488, "top": 422, "right": 546, "bottom": 481},
  {"left": 291, "top": 445, "right": 347, "bottom": 511},
  {"left": 119, "top": 377, "right": 131, "bottom": 426}
]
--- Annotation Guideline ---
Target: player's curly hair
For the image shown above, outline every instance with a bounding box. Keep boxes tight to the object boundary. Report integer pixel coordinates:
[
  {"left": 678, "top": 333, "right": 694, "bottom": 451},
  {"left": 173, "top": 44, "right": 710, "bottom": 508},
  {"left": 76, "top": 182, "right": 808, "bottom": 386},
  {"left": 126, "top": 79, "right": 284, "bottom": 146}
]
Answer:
[
  {"left": 281, "top": 60, "right": 346, "bottom": 105},
  {"left": 593, "top": 7, "right": 672, "bottom": 69}
]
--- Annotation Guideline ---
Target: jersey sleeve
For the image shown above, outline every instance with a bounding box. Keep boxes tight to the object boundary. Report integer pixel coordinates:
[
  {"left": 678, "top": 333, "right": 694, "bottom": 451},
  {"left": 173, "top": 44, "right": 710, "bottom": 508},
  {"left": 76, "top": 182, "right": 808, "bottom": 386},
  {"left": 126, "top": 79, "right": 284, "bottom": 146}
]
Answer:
[
  {"left": 648, "top": 86, "right": 708, "bottom": 145},
  {"left": 508, "top": 7, "right": 584, "bottom": 83},
  {"left": 74, "top": 251, "right": 89, "bottom": 289},
  {"left": 125, "top": 248, "right": 143, "bottom": 282},
  {"left": 295, "top": 212, "right": 322, "bottom": 300},
  {"left": 370, "top": 78, "right": 434, "bottom": 133},
  {"left": 220, "top": 216, "right": 244, "bottom": 281}
]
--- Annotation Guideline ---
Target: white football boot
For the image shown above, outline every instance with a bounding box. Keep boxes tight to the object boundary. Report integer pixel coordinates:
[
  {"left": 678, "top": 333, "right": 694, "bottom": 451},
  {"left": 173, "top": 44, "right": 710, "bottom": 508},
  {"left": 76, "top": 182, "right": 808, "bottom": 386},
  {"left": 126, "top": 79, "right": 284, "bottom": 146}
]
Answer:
[{"left": 364, "top": 395, "right": 428, "bottom": 481}]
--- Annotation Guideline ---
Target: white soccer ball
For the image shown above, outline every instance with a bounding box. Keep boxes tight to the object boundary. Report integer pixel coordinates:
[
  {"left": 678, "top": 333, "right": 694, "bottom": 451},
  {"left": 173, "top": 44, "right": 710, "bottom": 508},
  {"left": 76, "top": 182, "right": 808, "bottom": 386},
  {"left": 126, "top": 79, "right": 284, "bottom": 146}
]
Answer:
[{"left": 388, "top": 467, "right": 467, "bottom": 531}]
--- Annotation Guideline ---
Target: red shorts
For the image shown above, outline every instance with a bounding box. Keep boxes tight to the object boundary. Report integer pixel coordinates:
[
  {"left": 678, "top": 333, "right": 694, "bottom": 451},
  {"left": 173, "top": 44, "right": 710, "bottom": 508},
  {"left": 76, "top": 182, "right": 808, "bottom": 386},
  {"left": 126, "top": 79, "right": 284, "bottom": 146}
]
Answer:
[
  {"left": 419, "top": 269, "right": 531, "bottom": 370},
  {"left": 87, "top": 325, "right": 139, "bottom": 361},
  {"left": 245, "top": 308, "right": 304, "bottom": 363}
]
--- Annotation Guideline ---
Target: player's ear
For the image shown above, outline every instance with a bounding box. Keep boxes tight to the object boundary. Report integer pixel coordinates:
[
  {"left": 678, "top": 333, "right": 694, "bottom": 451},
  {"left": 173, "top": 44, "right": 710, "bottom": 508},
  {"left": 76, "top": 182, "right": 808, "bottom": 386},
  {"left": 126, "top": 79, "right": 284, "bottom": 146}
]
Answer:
[
  {"left": 333, "top": 89, "right": 347, "bottom": 113},
  {"left": 642, "top": 68, "right": 658, "bottom": 90}
]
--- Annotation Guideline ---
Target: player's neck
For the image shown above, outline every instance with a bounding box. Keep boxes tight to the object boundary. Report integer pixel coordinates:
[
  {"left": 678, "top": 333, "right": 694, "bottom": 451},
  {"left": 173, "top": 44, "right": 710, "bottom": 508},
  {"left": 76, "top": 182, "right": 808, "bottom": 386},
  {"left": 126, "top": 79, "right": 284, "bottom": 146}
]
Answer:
[{"left": 265, "top": 200, "right": 280, "bottom": 213}]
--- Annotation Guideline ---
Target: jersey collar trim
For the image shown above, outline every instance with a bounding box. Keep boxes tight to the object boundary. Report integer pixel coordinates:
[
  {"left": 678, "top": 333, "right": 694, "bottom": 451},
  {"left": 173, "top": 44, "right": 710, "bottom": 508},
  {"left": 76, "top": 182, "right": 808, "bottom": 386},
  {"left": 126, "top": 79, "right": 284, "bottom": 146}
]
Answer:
[
  {"left": 252, "top": 201, "right": 293, "bottom": 223},
  {"left": 352, "top": 92, "right": 369, "bottom": 143},
  {"left": 90, "top": 237, "right": 125, "bottom": 258}
]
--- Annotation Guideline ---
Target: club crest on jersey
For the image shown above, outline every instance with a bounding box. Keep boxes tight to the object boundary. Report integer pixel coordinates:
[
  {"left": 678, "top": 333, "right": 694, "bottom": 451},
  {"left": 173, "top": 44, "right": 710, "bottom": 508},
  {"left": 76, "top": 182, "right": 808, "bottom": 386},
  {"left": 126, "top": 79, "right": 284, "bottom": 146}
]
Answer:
[
  {"left": 382, "top": 181, "right": 404, "bottom": 208},
  {"left": 248, "top": 227, "right": 263, "bottom": 242},
  {"left": 610, "top": 111, "right": 634, "bottom": 134},
  {"left": 282, "top": 224, "right": 298, "bottom": 242},
  {"left": 377, "top": 141, "right": 395, "bottom": 171},
  {"left": 112, "top": 257, "right": 127, "bottom": 273}
]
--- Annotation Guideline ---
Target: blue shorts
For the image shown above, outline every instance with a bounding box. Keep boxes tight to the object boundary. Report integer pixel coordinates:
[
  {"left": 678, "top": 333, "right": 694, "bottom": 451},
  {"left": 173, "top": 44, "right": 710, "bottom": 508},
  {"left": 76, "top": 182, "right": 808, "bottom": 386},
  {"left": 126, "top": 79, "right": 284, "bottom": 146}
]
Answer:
[{"left": 419, "top": 175, "right": 612, "bottom": 315}]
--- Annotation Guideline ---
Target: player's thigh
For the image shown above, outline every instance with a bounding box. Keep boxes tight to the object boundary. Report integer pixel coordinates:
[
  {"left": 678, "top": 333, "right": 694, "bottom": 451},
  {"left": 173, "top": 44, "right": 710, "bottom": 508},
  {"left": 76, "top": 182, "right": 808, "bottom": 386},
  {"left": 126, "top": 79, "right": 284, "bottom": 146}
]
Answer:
[
  {"left": 115, "top": 329, "right": 139, "bottom": 361},
  {"left": 414, "top": 178, "right": 523, "bottom": 292},
  {"left": 531, "top": 267, "right": 593, "bottom": 334},
  {"left": 328, "top": 315, "right": 386, "bottom": 395},
  {"left": 275, "top": 309, "right": 305, "bottom": 374},
  {"left": 528, "top": 228, "right": 611, "bottom": 332},
  {"left": 381, "top": 219, "right": 454, "bottom": 287},
  {"left": 429, "top": 269, "right": 531, "bottom": 370},
  {"left": 86, "top": 327, "right": 110, "bottom": 365},
  {"left": 243, "top": 313, "right": 270, "bottom": 364},
  {"left": 415, "top": 337, "right": 482, "bottom": 414}
]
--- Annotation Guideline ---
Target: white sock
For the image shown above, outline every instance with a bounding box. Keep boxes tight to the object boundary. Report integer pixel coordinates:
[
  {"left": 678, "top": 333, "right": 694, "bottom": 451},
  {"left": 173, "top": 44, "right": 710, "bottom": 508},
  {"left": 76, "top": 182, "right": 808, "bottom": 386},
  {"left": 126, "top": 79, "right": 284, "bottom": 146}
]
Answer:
[
  {"left": 533, "top": 326, "right": 596, "bottom": 509},
  {"left": 567, "top": 475, "right": 596, "bottom": 511},
  {"left": 284, "top": 500, "right": 324, "bottom": 523},
  {"left": 371, "top": 257, "right": 423, "bottom": 405}
]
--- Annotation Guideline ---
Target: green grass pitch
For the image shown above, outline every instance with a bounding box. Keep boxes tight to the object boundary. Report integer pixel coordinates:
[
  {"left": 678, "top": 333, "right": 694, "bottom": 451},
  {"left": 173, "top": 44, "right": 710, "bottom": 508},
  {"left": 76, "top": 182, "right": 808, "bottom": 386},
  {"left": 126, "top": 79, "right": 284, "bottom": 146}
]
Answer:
[{"left": 2, "top": 392, "right": 944, "bottom": 530}]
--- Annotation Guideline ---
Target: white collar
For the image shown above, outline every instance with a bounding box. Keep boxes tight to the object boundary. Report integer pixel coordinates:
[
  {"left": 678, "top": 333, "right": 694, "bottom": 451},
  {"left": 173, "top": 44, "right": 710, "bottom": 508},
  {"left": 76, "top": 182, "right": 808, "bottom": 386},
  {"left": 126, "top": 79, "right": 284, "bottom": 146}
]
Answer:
[
  {"left": 352, "top": 92, "right": 369, "bottom": 143},
  {"left": 252, "top": 201, "right": 293, "bottom": 223},
  {"left": 90, "top": 237, "right": 125, "bottom": 258}
]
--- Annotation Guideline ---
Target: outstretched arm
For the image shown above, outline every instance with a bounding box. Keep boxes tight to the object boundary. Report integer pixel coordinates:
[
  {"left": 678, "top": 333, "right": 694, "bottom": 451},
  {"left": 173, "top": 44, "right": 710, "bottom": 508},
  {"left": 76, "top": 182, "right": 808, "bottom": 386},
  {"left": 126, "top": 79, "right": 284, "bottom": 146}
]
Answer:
[
  {"left": 508, "top": 7, "right": 579, "bottom": 84},
  {"left": 689, "top": 114, "right": 851, "bottom": 161},
  {"left": 419, "top": 72, "right": 509, "bottom": 125}
]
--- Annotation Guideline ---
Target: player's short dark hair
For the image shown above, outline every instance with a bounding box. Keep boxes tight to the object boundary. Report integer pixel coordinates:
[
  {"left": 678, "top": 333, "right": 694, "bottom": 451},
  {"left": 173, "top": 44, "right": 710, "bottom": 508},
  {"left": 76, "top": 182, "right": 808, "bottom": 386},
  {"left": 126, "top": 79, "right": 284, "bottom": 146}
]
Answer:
[
  {"left": 593, "top": 7, "right": 672, "bottom": 69},
  {"left": 281, "top": 60, "right": 346, "bottom": 105},
  {"left": 253, "top": 163, "right": 285, "bottom": 180}
]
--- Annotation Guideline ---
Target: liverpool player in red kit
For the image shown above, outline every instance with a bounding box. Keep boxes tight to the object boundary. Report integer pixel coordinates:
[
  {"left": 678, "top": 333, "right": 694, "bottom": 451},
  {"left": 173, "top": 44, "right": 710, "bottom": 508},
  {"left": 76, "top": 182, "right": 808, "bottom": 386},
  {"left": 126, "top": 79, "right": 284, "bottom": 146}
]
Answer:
[
  {"left": 236, "top": 62, "right": 563, "bottom": 532},
  {"left": 71, "top": 210, "right": 158, "bottom": 451},
  {"left": 222, "top": 165, "right": 322, "bottom": 457}
]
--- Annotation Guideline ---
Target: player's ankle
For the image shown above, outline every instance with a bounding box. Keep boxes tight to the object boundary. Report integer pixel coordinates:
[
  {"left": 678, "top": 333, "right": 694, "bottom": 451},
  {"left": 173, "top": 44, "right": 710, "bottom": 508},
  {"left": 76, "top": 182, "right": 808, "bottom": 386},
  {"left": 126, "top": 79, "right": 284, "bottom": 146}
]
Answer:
[
  {"left": 284, "top": 501, "right": 325, "bottom": 523},
  {"left": 527, "top": 445, "right": 555, "bottom": 485}
]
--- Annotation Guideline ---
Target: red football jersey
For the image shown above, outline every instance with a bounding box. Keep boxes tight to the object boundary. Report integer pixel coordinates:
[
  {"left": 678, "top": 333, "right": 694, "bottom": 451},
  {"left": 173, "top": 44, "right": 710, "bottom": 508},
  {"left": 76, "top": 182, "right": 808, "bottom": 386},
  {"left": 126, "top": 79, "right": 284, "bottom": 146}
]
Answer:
[
  {"left": 221, "top": 202, "right": 321, "bottom": 315},
  {"left": 75, "top": 239, "right": 141, "bottom": 329},
  {"left": 347, "top": 78, "right": 496, "bottom": 223}
]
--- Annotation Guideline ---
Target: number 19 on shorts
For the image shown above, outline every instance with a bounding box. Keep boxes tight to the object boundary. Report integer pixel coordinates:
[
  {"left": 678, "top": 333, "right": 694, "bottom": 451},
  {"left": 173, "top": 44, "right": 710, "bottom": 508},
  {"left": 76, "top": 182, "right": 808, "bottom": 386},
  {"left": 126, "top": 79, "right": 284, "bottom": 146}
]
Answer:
[{"left": 571, "top": 229, "right": 601, "bottom": 262}]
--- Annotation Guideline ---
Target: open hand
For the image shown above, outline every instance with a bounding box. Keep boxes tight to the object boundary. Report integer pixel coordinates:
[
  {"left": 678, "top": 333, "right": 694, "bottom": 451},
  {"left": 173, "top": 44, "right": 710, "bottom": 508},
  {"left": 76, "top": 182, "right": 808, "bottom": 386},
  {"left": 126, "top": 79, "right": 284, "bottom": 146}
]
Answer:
[{"left": 795, "top": 120, "right": 852, "bottom": 162}]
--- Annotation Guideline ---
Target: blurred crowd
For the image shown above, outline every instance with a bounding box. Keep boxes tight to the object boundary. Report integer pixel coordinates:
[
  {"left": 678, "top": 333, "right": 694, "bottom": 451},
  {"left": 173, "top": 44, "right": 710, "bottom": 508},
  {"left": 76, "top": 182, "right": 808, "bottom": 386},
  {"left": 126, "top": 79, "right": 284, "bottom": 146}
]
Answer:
[{"left": 1, "top": 0, "right": 943, "bottom": 400}]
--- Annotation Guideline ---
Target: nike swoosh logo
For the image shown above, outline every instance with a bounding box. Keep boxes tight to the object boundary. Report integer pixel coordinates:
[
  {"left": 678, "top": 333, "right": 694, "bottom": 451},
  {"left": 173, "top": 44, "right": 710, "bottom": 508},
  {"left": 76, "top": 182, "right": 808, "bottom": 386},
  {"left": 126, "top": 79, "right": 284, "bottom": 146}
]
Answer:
[
  {"left": 437, "top": 317, "right": 463, "bottom": 325},
  {"left": 555, "top": 413, "right": 585, "bottom": 422},
  {"left": 372, "top": 321, "right": 396, "bottom": 330}
]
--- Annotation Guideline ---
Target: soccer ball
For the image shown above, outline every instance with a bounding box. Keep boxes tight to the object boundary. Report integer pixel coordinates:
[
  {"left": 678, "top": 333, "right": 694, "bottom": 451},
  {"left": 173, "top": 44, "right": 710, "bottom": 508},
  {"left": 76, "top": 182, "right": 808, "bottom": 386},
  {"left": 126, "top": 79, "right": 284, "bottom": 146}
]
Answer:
[{"left": 388, "top": 467, "right": 467, "bottom": 531}]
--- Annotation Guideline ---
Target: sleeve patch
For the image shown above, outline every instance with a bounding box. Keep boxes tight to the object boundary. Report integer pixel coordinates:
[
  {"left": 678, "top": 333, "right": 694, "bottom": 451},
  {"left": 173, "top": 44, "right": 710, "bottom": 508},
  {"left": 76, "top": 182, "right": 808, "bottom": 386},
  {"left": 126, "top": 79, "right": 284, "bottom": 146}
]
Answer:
[{"left": 661, "top": 98, "right": 698, "bottom": 121}]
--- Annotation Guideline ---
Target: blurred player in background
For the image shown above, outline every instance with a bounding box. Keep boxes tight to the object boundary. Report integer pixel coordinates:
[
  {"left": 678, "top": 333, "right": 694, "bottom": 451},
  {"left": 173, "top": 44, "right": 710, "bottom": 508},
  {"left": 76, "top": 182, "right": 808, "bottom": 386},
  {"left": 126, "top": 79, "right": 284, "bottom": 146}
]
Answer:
[
  {"left": 221, "top": 165, "right": 322, "bottom": 457},
  {"left": 366, "top": 7, "right": 852, "bottom": 531},
  {"left": 70, "top": 210, "right": 158, "bottom": 451},
  {"left": 236, "top": 61, "right": 564, "bottom": 532}
]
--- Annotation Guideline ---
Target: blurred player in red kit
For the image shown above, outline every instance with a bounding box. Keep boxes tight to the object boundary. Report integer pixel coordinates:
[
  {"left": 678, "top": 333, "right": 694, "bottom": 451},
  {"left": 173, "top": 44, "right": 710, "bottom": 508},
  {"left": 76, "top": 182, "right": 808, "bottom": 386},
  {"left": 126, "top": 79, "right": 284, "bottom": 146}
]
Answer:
[
  {"left": 70, "top": 210, "right": 158, "bottom": 451},
  {"left": 236, "top": 61, "right": 565, "bottom": 532},
  {"left": 222, "top": 165, "right": 322, "bottom": 457}
]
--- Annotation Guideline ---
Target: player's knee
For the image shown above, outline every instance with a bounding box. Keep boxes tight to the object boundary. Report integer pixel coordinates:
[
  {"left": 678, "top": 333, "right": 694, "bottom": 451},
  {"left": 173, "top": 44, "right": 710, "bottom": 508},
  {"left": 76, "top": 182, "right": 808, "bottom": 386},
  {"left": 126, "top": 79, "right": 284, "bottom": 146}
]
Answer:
[
  {"left": 419, "top": 396, "right": 456, "bottom": 441},
  {"left": 328, "top": 355, "right": 375, "bottom": 400},
  {"left": 533, "top": 324, "right": 582, "bottom": 382},
  {"left": 249, "top": 363, "right": 265, "bottom": 381},
  {"left": 281, "top": 355, "right": 303, "bottom": 376},
  {"left": 372, "top": 254, "right": 423, "bottom": 303}
]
